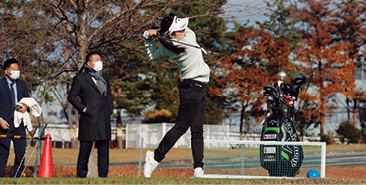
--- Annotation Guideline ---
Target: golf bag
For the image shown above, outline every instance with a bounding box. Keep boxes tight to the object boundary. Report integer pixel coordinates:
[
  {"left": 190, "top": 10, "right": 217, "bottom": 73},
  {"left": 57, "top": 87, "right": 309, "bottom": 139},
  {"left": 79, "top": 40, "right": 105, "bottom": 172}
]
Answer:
[{"left": 260, "top": 74, "right": 306, "bottom": 177}]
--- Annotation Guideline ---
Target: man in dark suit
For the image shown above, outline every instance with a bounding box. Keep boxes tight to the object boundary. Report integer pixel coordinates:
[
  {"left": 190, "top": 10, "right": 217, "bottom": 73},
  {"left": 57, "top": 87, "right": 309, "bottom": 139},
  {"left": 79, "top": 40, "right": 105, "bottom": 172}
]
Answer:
[
  {"left": 68, "top": 51, "right": 114, "bottom": 178},
  {"left": 0, "top": 59, "right": 30, "bottom": 177}
]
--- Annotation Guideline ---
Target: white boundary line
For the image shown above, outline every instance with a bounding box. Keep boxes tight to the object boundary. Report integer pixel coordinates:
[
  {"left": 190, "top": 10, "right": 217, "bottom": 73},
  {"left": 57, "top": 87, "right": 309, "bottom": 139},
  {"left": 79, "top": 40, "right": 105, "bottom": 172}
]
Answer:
[{"left": 203, "top": 174, "right": 305, "bottom": 179}]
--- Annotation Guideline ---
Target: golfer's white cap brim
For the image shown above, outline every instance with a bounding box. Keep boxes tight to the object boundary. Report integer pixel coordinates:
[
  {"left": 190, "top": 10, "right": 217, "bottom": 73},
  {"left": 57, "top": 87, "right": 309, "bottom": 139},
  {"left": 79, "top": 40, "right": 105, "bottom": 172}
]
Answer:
[{"left": 168, "top": 16, "right": 189, "bottom": 34}]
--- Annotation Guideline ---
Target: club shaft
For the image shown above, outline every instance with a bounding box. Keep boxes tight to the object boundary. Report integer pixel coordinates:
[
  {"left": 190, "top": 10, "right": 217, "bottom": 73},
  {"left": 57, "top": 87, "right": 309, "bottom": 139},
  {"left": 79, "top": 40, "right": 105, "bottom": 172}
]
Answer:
[
  {"left": 13, "top": 126, "right": 39, "bottom": 178},
  {"left": 152, "top": 35, "right": 207, "bottom": 54}
]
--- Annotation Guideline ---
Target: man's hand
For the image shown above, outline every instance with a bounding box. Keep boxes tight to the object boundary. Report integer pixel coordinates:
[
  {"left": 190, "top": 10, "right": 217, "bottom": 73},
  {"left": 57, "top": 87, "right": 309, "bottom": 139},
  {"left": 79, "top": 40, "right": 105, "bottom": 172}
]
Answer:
[
  {"left": 16, "top": 103, "right": 28, "bottom": 113},
  {"left": 83, "top": 108, "right": 87, "bottom": 113},
  {"left": 0, "top": 119, "right": 9, "bottom": 130}
]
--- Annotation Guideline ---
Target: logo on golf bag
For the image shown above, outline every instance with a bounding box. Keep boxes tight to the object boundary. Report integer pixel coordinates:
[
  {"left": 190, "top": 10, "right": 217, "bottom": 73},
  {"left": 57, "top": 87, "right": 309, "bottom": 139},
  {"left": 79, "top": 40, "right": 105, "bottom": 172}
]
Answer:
[
  {"left": 264, "top": 134, "right": 277, "bottom": 140},
  {"left": 263, "top": 155, "right": 276, "bottom": 162},
  {"left": 269, "top": 119, "right": 277, "bottom": 126},
  {"left": 283, "top": 122, "right": 301, "bottom": 168},
  {"left": 264, "top": 147, "right": 276, "bottom": 154}
]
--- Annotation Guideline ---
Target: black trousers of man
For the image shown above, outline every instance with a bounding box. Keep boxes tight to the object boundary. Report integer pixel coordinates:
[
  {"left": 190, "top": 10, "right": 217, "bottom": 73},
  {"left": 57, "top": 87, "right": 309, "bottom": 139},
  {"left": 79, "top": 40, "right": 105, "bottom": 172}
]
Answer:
[
  {"left": 154, "top": 79, "right": 206, "bottom": 169},
  {"left": 77, "top": 140, "right": 109, "bottom": 178},
  {"left": 0, "top": 122, "right": 26, "bottom": 177}
]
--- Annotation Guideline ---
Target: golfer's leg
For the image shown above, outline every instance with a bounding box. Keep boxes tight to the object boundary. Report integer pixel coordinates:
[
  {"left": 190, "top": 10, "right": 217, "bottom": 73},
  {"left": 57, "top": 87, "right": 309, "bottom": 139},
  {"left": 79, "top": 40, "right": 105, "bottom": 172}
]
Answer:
[
  {"left": 154, "top": 123, "right": 190, "bottom": 162},
  {"left": 190, "top": 86, "right": 206, "bottom": 169},
  {"left": 154, "top": 83, "right": 196, "bottom": 162}
]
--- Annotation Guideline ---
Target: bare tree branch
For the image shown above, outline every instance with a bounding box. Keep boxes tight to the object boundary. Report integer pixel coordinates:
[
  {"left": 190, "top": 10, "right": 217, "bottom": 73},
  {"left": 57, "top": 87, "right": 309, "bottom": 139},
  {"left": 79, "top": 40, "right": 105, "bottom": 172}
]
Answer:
[
  {"left": 88, "top": 0, "right": 148, "bottom": 42},
  {"left": 66, "top": 0, "right": 78, "bottom": 10}
]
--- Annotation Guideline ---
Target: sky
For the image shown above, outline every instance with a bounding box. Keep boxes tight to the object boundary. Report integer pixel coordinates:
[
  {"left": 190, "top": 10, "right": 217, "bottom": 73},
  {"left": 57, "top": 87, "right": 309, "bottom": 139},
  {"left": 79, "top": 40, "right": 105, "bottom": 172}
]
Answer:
[{"left": 223, "top": 0, "right": 269, "bottom": 28}]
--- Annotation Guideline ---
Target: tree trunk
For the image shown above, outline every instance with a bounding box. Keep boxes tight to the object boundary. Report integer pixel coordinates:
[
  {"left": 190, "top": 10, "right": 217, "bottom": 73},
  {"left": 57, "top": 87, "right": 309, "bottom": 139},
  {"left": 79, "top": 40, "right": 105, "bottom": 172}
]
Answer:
[
  {"left": 353, "top": 98, "right": 358, "bottom": 128},
  {"left": 320, "top": 96, "right": 325, "bottom": 134},
  {"left": 300, "top": 129, "right": 305, "bottom": 142},
  {"left": 117, "top": 109, "right": 123, "bottom": 149},
  {"left": 67, "top": 101, "right": 77, "bottom": 148},
  {"left": 346, "top": 97, "right": 351, "bottom": 121},
  {"left": 116, "top": 87, "right": 123, "bottom": 148},
  {"left": 239, "top": 104, "right": 245, "bottom": 140},
  {"left": 320, "top": 113, "right": 324, "bottom": 134},
  {"left": 245, "top": 115, "right": 249, "bottom": 134},
  {"left": 75, "top": 111, "right": 80, "bottom": 148},
  {"left": 319, "top": 61, "right": 325, "bottom": 134},
  {"left": 87, "top": 142, "right": 98, "bottom": 178},
  {"left": 64, "top": 31, "right": 77, "bottom": 148},
  {"left": 67, "top": 81, "right": 78, "bottom": 148}
]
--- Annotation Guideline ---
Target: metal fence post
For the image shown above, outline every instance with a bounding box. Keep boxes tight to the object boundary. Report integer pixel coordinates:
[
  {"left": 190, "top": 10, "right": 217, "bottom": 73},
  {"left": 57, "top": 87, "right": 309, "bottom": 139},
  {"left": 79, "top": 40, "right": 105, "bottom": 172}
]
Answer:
[{"left": 138, "top": 138, "right": 144, "bottom": 177}]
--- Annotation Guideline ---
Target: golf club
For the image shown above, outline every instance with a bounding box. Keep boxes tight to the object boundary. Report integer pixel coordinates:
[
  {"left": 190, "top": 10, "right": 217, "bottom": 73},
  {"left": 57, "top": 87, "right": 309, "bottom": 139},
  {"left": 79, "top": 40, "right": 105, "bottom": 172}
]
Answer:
[
  {"left": 13, "top": 126, "right": 39, "bottom": 178},
  {"left": 19, "top": 123, "right": 49, "bottom": 178},
  {"left": 152, "top": 34, "right": 208, "bottom": 55}
]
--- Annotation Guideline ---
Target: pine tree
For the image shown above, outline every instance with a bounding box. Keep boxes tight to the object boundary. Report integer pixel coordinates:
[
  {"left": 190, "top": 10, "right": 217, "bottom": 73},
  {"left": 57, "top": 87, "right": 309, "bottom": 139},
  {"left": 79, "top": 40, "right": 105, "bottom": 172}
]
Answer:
[{"left": 260, "top": 0, "right": 302, "bottom": 49}]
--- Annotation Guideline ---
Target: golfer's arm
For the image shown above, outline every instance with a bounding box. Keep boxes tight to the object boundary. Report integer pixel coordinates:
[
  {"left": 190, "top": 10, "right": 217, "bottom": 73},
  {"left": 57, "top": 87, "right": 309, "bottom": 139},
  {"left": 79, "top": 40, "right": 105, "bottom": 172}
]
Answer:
[{"left": 144, "top": 39, "right": 170, "bottom": 61}]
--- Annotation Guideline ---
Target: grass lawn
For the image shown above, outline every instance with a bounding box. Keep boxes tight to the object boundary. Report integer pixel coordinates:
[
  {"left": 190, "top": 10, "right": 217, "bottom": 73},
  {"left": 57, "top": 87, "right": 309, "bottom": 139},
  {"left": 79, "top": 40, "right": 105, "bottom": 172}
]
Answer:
[
  {"left": 0, "top": 177, "right": 366, "bottom": 184},
  {"left": 7, "top": 147, "right": 193, "bottom": 165},
  {"left": 2, "top": 143, "right": 365, "bottom": 184},
  {"left": 7, "top": 144, "right": 366, "bottom": 165}
]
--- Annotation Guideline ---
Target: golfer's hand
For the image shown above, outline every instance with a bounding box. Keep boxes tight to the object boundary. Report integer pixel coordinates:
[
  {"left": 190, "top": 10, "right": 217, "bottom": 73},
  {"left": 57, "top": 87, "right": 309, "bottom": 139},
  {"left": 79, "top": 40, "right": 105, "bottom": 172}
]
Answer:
[
  {"left": 17, "top": 104, "right": 28, "bottom": 113},
  {"left": 147, "top": 29, "right": 158, "bottom": 37},
  {"left": 0, "top": 119, "right": 9, "bottom": 130}
]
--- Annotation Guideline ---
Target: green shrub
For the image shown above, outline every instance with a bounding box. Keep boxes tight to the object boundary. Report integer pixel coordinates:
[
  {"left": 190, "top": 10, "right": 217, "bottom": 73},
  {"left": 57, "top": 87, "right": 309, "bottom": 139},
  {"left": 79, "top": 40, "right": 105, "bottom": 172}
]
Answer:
[
  {"left": 361, "top": 128, "right": 366, "bottom": 144},
  {"left": 336, "top": 121, "right": 362, "bottom": 143},
  {"left": 319, "top": 132, "right": 337, "bottom": 145}
]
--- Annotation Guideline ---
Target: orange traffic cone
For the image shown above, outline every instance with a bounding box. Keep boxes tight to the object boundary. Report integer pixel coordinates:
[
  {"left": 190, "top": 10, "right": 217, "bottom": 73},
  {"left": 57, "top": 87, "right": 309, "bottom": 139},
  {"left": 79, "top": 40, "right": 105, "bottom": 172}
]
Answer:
[{"left": 38, "top": 134, "right": 54, "bottom": 177}]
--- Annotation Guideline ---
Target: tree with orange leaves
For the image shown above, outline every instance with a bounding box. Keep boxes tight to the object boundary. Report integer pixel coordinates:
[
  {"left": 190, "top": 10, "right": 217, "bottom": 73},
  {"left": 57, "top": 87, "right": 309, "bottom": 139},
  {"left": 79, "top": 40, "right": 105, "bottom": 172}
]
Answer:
[
  {"left": 210, "top": 26, "right": 295, "bottom": 139},
  {"left": 295, "top": 0, "right": 355, "bottom": 134},
  {"left": 331, "top": 0, "right": 366, "bottom": 128}
]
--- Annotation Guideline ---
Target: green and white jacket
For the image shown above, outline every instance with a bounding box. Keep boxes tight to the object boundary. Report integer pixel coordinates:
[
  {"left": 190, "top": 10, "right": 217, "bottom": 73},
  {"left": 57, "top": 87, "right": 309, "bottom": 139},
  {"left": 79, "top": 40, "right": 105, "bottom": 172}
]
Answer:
[{"left": 144, "top": 28, "right": 210, "bottom": 83}]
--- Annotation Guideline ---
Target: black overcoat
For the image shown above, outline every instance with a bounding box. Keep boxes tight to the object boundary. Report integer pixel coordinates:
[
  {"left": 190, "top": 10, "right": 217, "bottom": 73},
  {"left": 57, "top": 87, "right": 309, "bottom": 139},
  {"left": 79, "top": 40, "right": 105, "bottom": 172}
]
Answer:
[{"left": 67, "top": 72, "right": 113, "bottom": 141}]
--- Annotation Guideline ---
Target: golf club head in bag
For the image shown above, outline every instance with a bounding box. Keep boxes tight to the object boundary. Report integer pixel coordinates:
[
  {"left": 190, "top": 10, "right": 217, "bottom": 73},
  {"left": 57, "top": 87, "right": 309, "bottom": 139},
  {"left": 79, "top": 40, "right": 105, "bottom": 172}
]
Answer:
[
  {"left": 263, "top": 84, "right": 279, "bottom": 97},
  {"left": 290, "top": 74, "right": 307, "bottom": 99}
]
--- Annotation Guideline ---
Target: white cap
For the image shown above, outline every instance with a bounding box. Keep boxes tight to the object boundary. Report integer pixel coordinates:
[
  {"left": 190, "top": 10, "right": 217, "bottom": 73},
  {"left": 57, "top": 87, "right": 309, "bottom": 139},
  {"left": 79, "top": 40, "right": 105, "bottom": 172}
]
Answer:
[{"left": 168, "top": 16, "right": 189, "bottom": 34}]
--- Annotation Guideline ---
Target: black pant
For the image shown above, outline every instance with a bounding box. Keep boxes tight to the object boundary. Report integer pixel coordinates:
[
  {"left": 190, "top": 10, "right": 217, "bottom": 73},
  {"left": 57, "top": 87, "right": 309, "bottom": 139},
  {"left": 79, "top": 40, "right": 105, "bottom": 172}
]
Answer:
[
  {"left": 0, "top": 122, "right": 26, "bottom": 177},
  {"left": 77, "top": 140, "right": 109, "bottom": 178},
  {"left": 154, "top": 79, "right": 206, "bottom": 168}
]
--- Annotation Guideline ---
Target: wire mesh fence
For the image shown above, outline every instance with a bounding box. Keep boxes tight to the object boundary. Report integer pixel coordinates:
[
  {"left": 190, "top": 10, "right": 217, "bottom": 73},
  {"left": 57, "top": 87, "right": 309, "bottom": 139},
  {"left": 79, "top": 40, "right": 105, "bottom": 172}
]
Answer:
[{"left": 204, "top": 140, "right": 326, "bottom": 179}]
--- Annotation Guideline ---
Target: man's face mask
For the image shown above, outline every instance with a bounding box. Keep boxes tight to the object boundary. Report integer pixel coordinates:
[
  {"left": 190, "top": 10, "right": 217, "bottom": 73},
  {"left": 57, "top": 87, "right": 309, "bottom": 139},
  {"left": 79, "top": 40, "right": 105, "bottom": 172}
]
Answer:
[
  {"left": 92, "top": 61, "right": 103, "bottom": 71},
  {"left": 8, "top": 70, "right": 20, "bottom": 80}
]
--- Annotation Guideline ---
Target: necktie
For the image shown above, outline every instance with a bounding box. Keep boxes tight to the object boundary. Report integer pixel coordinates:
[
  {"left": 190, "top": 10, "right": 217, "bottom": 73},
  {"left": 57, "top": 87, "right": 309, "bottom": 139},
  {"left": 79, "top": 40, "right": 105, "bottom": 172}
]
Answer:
[{"left": 10, "top": 82, "right": 15, "bottom": 116}]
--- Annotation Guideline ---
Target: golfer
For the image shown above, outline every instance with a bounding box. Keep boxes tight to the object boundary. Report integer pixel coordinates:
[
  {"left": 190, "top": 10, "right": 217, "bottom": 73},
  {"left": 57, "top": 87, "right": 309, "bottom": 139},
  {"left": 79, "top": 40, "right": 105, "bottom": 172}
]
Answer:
[{"left": 142, "top": 13, "right": 209, "bottom": 178}]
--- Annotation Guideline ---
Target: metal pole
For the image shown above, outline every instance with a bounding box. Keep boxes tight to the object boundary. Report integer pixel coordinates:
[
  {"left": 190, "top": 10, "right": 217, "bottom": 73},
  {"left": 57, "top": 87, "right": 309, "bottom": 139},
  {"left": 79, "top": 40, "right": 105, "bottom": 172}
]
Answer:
[
  {"left": 13, "top": 126, "right": 39, "bottom": 178},
  {"left": 33, "top": 129, "right": 41, "bottom": 178},
  {"left": 137, "top": 138, "right": 144, "bottom": 177},
  {"left": 241, "top": 149, "right": 244, "bottom": 175}
]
